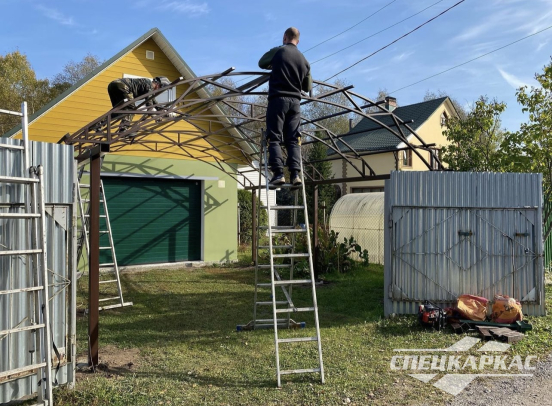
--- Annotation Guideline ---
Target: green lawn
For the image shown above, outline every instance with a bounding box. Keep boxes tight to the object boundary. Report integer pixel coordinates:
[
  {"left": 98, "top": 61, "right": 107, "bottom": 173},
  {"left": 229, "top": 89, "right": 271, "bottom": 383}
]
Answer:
[{"left": 52, "top": 263, "right": 552, "bottom": 406}]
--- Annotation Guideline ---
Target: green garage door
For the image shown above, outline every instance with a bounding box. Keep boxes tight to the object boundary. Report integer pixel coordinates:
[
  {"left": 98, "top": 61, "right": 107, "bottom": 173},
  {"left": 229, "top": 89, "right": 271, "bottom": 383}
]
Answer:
[{"left": 100, "top": 176, "right": 202, "bottom": 266}]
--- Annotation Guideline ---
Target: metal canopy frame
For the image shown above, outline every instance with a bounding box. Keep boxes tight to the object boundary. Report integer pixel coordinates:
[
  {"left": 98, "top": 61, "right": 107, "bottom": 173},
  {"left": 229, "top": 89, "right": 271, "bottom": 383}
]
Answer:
[
  {"left": 59, "top": 69, "right": 443, "bottom": 185},
  {"left": 58, "top": 69, "right": 444, "bottom": 367}
]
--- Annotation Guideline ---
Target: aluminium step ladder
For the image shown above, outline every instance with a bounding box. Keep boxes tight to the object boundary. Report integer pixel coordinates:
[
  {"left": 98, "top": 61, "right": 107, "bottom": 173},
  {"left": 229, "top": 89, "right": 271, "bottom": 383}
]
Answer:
[
  {"left": 77, "top": 171, "right": 132, "bottom": 311},
  {"left": 0, "top": 106, "right": 54, "bottom": 405},
  {"left": 238, "top": 132, "right": 324, "bottom": 387}
]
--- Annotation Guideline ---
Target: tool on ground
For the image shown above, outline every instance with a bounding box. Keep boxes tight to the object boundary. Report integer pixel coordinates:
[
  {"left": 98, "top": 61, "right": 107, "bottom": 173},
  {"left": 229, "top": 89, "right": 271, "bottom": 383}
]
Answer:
[{"left": 418, "top": 300, "right": 446, "bottom": 330}]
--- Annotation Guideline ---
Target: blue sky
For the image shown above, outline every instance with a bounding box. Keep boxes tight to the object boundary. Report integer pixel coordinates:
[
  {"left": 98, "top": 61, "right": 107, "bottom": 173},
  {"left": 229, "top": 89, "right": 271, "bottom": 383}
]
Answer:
[{"left": 1, "top": 0, "right": 551, "bottom": 131}]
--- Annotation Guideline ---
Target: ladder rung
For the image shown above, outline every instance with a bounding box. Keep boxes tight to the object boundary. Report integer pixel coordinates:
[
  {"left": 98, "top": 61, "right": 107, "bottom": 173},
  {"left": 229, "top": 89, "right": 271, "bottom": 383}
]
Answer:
[
  {"left": 0, "top": 323, "right": 45, "bottom": 336},
  {"left": 99, "top": 302, "right": 133, "bottom": 311},
  {"left": 280, "top": 367, "right": 321, "bottom": 375},
  {"left": 0, "top": 143, "right": 24, "bottom": 150},
  {"left": 278, "top": 336, "right": 318, "bottom": 343},
  {"left": 256, "top": 301, "right": 289, "bottom": 306},
  {"left": 0, "top": 213, "right": 41, "bottom": 219},
  {"left": 99, "top": 279, "right": 118, "bottom": 284},
  {"left": 0, "top": 249, "right": 42, "bottom": 256},
  {"left": 275, "top": 307, "right": 316, "bottom": 313},
  {"left": 99, "top": 263, "right": 114, "bottom": 267},
  {"left": 80, "top": 184, "right": 90, "bottom": 188},
  {"left": 0, "top": 176, "right": 38, "bottom": 184},
  {"left": 99, "top": 231, "right": 110, "bottom": 234},
  {"left": 262, "top": 205, "right": 304, "bottom": 210},
  {"left": 259, "top": 227, "right": 306, "bottom": 234},
  {"left": 275, "top": 279, "right": 312, "bottom": 285},
  {"left": 273, "top": 253, "right": 310, "bottom": 259},
  {"left": 254, "top": 318, "right": 296, "bottom": 323},
  {"left": 0, "top": 286, "right": 43, "bottom": 295},
  {"left": 0, "top": 362, "right": 47, "bottom": 380},
  {"left": 258, "top": 245, "right": 293, "bottom": 249},
  {"left": 85, "top": 214, "right": 106, "bottom": 218},
  {"left": 99, "top": 296, "right": 120, "bottom": 302},
  {"left": 257, "top": 264, "right": 292, "bottom": 269},
  {"left": 99, "top": 246, "right": 112, "bottom": 250}
]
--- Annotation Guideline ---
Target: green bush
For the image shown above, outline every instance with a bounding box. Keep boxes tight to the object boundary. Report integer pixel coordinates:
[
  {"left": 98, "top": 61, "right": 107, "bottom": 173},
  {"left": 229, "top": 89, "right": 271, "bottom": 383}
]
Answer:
[
  {"left": 238, "top": 189, "right": 268, "bottom": 244},
  {"left": 316, "top": 227, "right": 368, "bottom": 274}
]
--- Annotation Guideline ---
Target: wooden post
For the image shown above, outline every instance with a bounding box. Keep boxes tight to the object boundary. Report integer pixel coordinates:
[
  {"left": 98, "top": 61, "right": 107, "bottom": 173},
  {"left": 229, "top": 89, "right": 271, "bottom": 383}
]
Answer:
[
  {"left": 252, "top": 187, "right": 257, "bottom": 266},
  {"left": 313, "top": 185, "right": 319, "bottom": 280},
  {"left": 88, "top": 150, "right": 101, "bottom": 366}
]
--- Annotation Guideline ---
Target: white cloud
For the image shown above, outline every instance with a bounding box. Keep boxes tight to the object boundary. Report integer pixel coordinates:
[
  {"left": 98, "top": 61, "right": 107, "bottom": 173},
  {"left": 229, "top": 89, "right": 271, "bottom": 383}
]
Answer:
[
  {"left": 139, "top": 0, "right": 210, "bottom": 16},
  {"left": 391, "top": 51, "right": 414, "bottom": 62},
  {"left": 36, "top": 5, "right": 75, "bottom": 26},
  {"left": 536, "top": 40, "right": 549, "bottom": 51},
  {"left": 497, "top": 67, "right": 530, "bottom": 89}
]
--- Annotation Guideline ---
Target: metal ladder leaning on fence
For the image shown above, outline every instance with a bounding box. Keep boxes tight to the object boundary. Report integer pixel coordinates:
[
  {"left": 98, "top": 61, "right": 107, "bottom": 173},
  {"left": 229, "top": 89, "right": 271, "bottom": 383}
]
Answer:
[
  {"left": 238, "top": 130, "right": 324, "bottom": 387},
  {"left": 76, "top": 168, "right": 132, "bottom": 311},
  {"left": 0, "top": 103, "right": 54, "bottom": 405}
]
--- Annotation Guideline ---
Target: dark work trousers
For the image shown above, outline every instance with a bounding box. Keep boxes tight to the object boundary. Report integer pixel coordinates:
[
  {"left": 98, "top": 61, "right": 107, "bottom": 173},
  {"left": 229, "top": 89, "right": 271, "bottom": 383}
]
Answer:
[
  {"left": 266, "top": 96, "right": 301, "bottom": 174},
  {"left": 107, "top": 80, "right": 134, "bottom": 121}
]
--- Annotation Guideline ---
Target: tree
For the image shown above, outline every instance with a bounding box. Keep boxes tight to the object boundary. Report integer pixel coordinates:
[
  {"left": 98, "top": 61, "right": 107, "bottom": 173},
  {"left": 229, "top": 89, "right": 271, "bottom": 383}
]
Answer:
[
  {"left": 440, "top": 96, "right": 508, "bottom": 172},
  {"left": 51, "top": 53, "right": 103, "bottom": 93},
  {"left": 424, "top": 89, "right": 468, "bottom": 120},
  {"left": 503, "top": 57, "right": 552, "bottom": 196},
  {"left": 0, "top": 51, "right": 52, "bottom": 134}
]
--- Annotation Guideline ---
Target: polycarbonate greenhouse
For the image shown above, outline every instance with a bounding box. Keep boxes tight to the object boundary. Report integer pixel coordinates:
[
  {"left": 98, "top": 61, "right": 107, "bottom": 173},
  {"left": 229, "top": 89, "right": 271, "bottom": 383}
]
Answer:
[{"left": 329, "top": 192, "right": 385, "bottom": 264}]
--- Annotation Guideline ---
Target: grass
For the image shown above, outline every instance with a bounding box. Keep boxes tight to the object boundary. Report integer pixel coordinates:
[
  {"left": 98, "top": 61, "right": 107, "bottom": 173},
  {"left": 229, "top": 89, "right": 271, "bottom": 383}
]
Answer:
[{"left": 49, "top": 262, "right": 552, "bottom": 406}]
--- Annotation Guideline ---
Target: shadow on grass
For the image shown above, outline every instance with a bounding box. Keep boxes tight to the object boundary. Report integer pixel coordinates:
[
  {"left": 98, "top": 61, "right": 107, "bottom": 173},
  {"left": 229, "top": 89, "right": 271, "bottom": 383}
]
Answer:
[{"left": 76, "top": 264, "right": 388, "bottom": 350}]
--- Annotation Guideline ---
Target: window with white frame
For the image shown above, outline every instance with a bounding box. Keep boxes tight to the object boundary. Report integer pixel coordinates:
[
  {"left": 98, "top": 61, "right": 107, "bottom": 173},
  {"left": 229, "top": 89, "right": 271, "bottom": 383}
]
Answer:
[{"left": 401, "top": 149, "right": 412, "bottom": 167}]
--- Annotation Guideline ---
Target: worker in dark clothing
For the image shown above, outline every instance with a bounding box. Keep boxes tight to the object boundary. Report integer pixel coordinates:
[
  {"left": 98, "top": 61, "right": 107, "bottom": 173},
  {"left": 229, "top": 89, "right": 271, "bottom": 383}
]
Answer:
[
  {"left": 104, "top": 76, "right": 171, "bottom": 132},
  {"left": 259, "top": 27, "right": 312, "bottom": 186}
]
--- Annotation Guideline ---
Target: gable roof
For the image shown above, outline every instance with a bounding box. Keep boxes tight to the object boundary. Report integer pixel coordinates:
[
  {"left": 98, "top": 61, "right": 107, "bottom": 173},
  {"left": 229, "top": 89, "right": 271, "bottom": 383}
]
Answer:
[
  {"left": 334, "top": 96, "right": 450, "bottom": 153},
  {"left": 3, "top": 28, "right": 255, "bottom": 156}
]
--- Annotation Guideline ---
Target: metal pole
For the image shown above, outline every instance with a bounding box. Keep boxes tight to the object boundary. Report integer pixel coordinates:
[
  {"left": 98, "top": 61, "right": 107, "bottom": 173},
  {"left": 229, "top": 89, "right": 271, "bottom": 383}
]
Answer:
[
  {"left": 88, "top": 152, "right": 101, "bottom": 366},
  {"left": 313, "top": 185, "right": 319, "bottom": 280},
  {"left": 21, "top": 102, "right": 30, "bottom": 171},
  {"left": 252, "top": 188, "right": 257, "bottom": 265}
]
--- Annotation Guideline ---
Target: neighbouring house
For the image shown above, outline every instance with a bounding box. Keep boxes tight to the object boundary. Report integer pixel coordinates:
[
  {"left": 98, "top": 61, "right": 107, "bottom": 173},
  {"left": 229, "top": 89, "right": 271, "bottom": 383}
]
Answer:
[
  {"left": 3, "top": 27, "right": 250, "bottom": 266},
  {"left": 331, "top": 96, "right": 458, "bottom": 194}
]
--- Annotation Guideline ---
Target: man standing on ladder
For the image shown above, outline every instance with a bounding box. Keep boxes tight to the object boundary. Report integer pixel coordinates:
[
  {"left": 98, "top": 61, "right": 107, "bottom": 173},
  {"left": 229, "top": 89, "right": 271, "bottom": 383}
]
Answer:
[{"left": 259, "top": 27, "right": 312, "bottom": 186}]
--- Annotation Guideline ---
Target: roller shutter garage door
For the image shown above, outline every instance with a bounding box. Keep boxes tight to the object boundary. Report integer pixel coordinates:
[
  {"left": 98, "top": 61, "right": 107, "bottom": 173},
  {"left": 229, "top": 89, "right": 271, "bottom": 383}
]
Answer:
[{"left": 100, "top": 176, "right": 202, "bottom": 266}]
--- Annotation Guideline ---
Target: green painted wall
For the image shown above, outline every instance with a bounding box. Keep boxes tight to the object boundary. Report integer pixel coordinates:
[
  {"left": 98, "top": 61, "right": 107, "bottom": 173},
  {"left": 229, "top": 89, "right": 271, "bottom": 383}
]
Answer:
[{"left": 99, "top": 154, "right": 238, "bottom": 263}]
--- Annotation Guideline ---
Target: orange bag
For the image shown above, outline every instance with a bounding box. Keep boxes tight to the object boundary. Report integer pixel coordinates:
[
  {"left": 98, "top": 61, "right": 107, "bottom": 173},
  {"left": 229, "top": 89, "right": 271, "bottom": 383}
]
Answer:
[
  {"left": 492, "top": 295, "right": 523, "bottom": 323},
  {"left": 457, "top": 294, "right": 488, "bottom": 321}
]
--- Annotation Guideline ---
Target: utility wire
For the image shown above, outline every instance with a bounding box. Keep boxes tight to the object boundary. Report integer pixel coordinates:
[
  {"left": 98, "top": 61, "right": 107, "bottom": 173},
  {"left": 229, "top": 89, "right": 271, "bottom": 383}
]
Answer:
[
  {"left": 323, "top": 0, "right": 466, "bottom": 82},
  {"left": 303, "top": 0, "right": 397, "bottom": 53},
  {"left": 311, "top": 0, "right": 446, "bottom": 65},
  {"left": 389, "top": 24, "right": 552, "bottom": 94}
]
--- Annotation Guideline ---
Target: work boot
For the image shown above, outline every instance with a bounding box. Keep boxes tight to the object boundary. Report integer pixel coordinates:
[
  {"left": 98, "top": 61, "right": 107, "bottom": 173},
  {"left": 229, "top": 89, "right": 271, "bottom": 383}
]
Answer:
[
  {"left": 269, "top": 172, "right": 286, "bottom": 186},
  {"left": 290, "top": 171, "right": 302, "bottom": 186}
]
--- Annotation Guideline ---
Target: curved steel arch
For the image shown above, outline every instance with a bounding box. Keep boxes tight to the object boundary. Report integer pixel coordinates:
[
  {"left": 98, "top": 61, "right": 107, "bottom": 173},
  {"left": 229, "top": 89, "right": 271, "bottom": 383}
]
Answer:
[{"left": 60, "top": 69, "right": 443, "bottom": 187}]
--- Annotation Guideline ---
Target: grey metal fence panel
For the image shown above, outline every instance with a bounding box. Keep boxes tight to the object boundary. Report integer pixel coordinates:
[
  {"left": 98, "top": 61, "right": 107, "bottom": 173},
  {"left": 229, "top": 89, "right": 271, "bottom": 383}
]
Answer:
[
  {"left": 0, "top": 140, "right": 75, "bottom": 403},
  {"left": 384, "top": 171, "right": 545, "bottom": 317}
]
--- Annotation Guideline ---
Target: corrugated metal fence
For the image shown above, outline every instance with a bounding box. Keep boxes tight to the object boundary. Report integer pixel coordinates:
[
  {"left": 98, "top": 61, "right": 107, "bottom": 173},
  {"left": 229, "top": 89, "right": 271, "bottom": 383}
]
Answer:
[
  {"left": 1, "top": 138, "right": 76, "bottom": 403},
  {"left": 384, "top": 171, "right": 545, "bottom": 317}
]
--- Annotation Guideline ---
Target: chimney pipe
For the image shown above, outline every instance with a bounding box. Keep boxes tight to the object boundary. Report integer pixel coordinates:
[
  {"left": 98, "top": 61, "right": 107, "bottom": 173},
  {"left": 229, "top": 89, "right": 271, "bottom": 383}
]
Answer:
[{"left": 385, "top": 96, "right": 397, "bottom": 112}]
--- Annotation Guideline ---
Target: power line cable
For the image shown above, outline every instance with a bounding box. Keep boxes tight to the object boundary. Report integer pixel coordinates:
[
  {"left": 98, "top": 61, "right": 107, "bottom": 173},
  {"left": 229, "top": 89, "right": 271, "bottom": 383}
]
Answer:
[
  {"left": 389, "top": 24, "right": 552, "bottom": 94},
  {"left": 303, "top": 0, "right": 397, "bottom": 53},
  {"left": 311, "top": 0, "right": 446, "bottom": 65},
  {"left": 323, "top": 0, "right": 466, "bottom": 83}
]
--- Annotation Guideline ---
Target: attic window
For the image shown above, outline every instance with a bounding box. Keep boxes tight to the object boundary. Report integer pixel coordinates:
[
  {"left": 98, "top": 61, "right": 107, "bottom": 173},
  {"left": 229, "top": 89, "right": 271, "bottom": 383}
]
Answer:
[
  {"left": 440, "top": 111, "right": 448, "bottom": 126},
  {"left": 146, "top": 50, "right": 155, "bottom": 60}
]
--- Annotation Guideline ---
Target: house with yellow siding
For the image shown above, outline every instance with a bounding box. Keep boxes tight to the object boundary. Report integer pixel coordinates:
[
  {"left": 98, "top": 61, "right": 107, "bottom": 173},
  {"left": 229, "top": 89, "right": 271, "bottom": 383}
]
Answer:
[
  {"left": 3, "top": 27, "right": 245, "bottom": 266},
  {"left": 331, "top": 96, "right": 458, "bottom": 195}
]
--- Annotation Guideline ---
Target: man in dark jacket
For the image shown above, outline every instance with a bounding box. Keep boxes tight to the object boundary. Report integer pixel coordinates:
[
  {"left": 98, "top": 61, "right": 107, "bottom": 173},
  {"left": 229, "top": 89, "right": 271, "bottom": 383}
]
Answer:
[
  {"left": 105, "top": 76, "right": 171, "bottom": 132},
  {"left": 259, "top": 27, "right": 312, "bottom": 186}
]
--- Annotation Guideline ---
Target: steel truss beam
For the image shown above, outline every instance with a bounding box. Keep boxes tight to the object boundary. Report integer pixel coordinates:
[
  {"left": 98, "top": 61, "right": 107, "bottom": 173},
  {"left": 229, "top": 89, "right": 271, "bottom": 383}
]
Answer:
[{"left": 59, "top": 70, "right": 443, "bottom": 188}]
